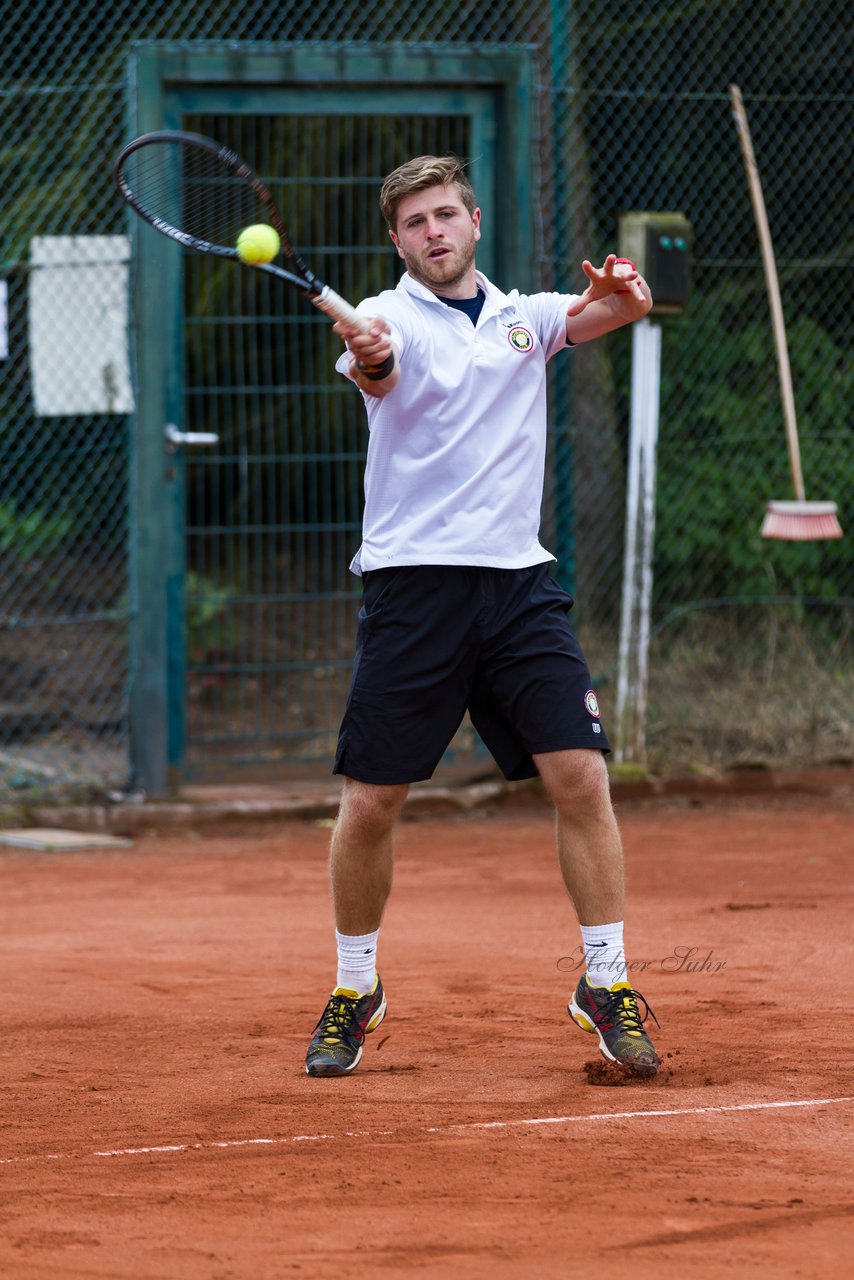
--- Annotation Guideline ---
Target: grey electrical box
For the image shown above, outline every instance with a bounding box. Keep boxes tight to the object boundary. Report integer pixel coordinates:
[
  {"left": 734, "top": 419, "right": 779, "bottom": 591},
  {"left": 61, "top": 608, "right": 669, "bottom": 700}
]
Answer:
[{"left": 618, "top": 212, "right": 693, "bottom": 314}]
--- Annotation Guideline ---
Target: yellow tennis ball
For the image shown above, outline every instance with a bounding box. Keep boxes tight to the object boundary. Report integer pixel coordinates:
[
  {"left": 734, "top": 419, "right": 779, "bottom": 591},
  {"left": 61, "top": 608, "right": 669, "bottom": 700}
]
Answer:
[{"left": 236, "top": 224, "right": 280, "bottom": 264}]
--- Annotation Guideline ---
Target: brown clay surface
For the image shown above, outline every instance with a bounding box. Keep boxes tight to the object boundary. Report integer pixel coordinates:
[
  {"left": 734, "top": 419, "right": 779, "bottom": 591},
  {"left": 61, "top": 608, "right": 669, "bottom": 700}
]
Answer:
[{"left": 2, "top": 789, "right": 853, "bottom": 1277}]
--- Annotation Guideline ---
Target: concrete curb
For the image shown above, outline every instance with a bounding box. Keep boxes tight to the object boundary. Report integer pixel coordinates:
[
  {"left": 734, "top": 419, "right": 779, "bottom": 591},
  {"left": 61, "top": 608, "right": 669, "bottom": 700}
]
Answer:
[{"left": 1, "top": 765, "right": 851, "bottom": 838}]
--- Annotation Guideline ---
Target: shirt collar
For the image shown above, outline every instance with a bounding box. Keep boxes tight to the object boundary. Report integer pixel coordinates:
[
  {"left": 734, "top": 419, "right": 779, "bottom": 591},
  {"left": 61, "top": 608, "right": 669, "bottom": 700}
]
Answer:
[{"left": 398, "top": 269, "right": 515, "bottom": 320}]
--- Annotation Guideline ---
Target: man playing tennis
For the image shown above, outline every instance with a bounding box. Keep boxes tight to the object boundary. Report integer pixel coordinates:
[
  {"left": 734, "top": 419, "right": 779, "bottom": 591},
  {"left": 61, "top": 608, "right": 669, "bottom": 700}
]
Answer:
[{"left": 306, "top": 155, "right": 660, "bottom": 1078}]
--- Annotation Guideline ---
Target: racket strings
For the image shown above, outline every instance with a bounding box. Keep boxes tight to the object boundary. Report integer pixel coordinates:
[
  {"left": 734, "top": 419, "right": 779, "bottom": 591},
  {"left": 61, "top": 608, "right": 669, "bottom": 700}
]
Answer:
[{"left": 125, "top": 143, "right": 273, "bottom": 254}]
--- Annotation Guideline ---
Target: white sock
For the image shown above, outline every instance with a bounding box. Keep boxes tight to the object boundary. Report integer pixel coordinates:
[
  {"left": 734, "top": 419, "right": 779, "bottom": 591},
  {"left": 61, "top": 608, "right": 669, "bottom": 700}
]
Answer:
[
  {"left": 335, "top": 928, "right": 379, "bottom": 995},
  {"left": 579, "top": 921, "right": 627, "bottom": 988}
]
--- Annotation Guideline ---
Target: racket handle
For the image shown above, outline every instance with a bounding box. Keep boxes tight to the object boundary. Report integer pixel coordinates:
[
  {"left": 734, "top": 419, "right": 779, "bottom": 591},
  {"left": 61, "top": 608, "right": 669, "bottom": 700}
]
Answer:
[{"left": 311, "top": 286, "right": 371, "bottom": 332}]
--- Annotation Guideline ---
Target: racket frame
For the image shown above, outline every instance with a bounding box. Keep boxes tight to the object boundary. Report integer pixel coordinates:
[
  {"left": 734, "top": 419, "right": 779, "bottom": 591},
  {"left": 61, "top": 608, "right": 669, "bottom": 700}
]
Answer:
[{"left": 113, "top": 129, "right": 367, "bottom": 329}]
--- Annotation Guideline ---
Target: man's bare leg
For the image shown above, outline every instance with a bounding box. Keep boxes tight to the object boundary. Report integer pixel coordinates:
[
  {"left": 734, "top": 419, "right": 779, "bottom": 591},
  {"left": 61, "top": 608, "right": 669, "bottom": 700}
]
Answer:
[
  {"left": 534, "top": 748, "right": 659, "bottom": 1076},
  {"left": 330, "top": 778, "right": 409, "bottom": 933},
  {"left": 534, "top": 748, "right": 624, "bottom": 924},
  {"left": 306, "top": 777, "right": 408, "bottom": 1076}
]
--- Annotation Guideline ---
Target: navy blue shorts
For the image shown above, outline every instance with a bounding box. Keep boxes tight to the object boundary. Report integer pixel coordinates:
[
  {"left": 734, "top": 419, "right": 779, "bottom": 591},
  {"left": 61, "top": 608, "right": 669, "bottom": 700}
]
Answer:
[{"left": 333, "top": 564, "right": 610, "bottom": 784}]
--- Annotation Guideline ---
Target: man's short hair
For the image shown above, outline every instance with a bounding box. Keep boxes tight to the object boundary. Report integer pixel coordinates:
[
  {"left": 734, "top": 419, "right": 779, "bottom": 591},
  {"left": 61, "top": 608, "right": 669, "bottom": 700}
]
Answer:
[{"left": 380, "top": 155, "right": 477, "bottom": 231}]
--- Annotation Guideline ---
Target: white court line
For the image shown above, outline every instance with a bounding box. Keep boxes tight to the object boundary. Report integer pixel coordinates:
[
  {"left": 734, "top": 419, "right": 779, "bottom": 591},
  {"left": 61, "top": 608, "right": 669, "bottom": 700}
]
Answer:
[{"left": 2, "top": 1096, "right": 851, "bottom": 1169}]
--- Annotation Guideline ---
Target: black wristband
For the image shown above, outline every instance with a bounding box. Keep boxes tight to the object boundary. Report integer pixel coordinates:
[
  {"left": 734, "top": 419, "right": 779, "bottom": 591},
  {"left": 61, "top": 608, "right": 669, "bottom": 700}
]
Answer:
[{"left": 356, "top": 352, "right": 395, "bottom": 381}]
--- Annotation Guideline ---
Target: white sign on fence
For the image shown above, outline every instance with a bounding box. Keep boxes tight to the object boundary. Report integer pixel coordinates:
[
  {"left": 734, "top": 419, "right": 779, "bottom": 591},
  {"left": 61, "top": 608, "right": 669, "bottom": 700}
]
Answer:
[{"left": 28, "top": 235, "right": 135, "bottom": 415}]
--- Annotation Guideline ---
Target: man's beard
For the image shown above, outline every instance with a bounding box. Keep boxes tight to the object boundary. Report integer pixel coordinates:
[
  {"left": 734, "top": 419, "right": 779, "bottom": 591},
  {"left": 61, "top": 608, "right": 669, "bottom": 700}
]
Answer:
[{"left": 401, "top": 233, "right": 477, "bottom": 293}]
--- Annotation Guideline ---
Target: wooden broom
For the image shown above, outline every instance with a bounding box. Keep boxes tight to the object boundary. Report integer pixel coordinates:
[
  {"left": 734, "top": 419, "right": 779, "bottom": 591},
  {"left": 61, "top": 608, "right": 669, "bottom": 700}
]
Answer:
[{"left": 729, "top": 84, "right": 842, "bottom": 541}]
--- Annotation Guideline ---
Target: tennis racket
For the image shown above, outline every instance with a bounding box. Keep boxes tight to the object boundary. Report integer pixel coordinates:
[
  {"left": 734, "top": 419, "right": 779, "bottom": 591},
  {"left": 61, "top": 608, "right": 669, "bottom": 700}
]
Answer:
[{"left": 113, "top": 130, "right": 369, "bottom": 331}]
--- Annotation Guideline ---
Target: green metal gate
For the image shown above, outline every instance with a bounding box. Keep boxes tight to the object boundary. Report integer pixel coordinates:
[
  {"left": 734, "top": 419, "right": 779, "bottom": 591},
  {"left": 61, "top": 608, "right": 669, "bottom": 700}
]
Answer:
[{"left": 128, "top": 44, "right": 533, "bottom": 791}]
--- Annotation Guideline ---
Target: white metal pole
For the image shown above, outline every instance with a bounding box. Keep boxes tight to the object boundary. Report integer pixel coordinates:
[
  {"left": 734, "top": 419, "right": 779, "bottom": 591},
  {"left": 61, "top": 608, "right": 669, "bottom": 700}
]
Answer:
[
  {"left": 634, "top": 320, "right": 662, "bottom": 761},
  {"left": 614, "top": 318, "right": 648, "bottom": 762},
  {"left": 614, "top": 317, "right": 662, "bottom": 764}
]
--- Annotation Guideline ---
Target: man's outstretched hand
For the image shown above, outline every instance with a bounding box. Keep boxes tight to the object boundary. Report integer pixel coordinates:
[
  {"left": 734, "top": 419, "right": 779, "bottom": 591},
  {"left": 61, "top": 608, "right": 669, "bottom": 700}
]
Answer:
[{"left": 566, "top": 254, "right": 646, "bottom": 316}]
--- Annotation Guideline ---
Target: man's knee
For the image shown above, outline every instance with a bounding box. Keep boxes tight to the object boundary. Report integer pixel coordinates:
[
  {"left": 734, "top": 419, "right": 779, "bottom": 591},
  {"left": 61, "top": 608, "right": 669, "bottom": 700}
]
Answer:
[
  {"left": 535, "top": 749, "right": 611, "bottom": 810},
  {"left": 337, "top": 778, "right": 409, "bottom": 836}
]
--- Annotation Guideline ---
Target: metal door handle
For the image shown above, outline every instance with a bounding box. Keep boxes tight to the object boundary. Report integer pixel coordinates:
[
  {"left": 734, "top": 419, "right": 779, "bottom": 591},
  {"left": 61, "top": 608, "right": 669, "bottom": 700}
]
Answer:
[{"left": 165, "top": 423, "right": 219, "bottom": 446}]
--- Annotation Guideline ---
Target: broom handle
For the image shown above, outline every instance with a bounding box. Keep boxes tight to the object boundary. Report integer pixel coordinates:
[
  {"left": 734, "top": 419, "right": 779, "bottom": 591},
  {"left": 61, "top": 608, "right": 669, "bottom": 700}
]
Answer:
[{"left": 729, "top": 84, "right": 806, "bottom": 502}]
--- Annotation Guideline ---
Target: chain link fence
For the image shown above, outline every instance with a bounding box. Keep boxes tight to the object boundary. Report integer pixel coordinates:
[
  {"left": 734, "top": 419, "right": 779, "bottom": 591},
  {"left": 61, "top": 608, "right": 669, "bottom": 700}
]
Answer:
[{"left": 1, "top": 1, "right": 851, "bottom": 800}]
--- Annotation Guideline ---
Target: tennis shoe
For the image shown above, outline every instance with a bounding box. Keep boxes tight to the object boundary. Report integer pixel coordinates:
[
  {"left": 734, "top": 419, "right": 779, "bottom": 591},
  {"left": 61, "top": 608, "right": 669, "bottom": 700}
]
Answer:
[
  {"left": 569, "top": 976, "right": 660, "bottom": 1077},
  {"left": 305, "top": 974, "right": 386, "bottom": 1077}
]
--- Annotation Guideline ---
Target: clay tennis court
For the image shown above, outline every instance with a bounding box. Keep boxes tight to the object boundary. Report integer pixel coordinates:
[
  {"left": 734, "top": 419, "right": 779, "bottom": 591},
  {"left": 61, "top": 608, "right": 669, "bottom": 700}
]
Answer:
[{"left": 3, "top": 782, "right": 853, "bottom": 1277}]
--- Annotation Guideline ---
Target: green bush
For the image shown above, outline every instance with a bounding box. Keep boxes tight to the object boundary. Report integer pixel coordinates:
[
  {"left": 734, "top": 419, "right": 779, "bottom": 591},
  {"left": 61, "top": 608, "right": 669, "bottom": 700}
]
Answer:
[
  {"left": 0, "top": 498, "right": 74, "bottom": 561},
  {"left": 650, "top": 292, "right": 852, "bottom": 602}
]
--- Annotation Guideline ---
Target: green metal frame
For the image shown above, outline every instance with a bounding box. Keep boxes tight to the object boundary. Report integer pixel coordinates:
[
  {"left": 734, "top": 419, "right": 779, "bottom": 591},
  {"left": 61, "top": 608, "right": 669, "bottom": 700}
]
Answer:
[{"left": 125, "top": 42, "right": 535, "bottom": 794}]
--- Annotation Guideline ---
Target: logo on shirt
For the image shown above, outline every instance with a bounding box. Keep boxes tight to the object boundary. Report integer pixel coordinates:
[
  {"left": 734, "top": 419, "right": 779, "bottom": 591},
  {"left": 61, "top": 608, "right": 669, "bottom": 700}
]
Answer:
[
  {"left": 584, "top": 690, "right": 601, "bottom": 718},
  {"left": 507, "top": 326, "right": 534, "bottom": 352}
]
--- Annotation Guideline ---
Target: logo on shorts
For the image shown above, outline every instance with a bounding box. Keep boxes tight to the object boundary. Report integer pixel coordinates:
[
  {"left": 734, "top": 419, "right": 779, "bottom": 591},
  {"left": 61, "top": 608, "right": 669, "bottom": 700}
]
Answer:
[
  {"left": 584, "top": 689, "right": 601, "bottom": 718},
  {"left": 507, "top": 326, "right": 534, "bottom": 352}
]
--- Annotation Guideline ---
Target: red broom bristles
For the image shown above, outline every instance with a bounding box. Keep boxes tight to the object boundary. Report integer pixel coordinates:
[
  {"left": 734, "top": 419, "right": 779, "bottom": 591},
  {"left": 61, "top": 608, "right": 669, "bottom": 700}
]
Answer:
[{"left": 761, "top": 501, "right": 843, "bottom": 541}]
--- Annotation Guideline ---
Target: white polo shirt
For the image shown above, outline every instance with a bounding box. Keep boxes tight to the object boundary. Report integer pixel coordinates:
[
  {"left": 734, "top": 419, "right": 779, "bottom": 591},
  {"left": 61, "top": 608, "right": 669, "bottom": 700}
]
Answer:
[{"left": 336, "top": 270, "right": 577, "bottom": 575}]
